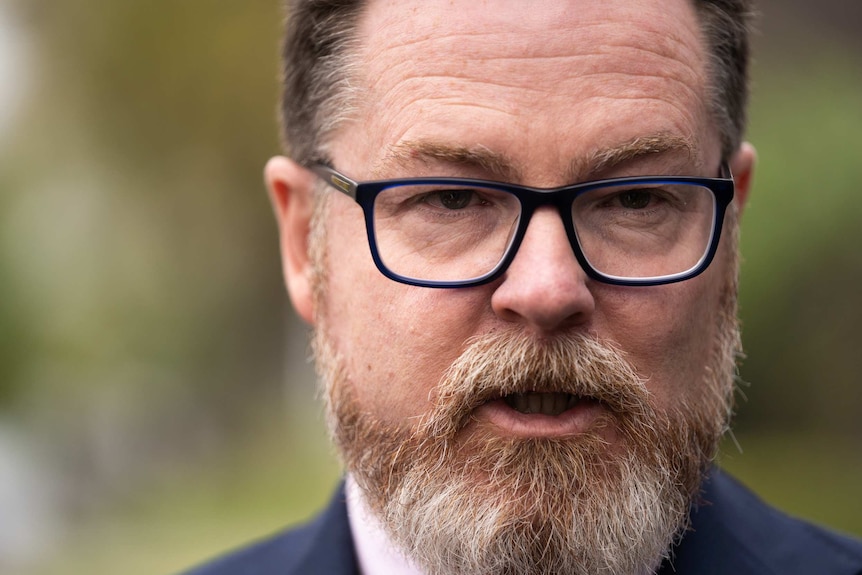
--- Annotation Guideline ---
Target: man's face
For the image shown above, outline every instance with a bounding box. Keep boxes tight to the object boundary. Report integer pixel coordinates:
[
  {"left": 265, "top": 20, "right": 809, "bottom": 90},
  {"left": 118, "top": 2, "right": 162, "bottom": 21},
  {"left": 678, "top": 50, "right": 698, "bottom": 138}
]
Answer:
[
  {"left": 270, "top": 0, "right": 754, "bottom": 573},
  {"left": 320, "top": 0, "right": 731, "bottom": 426}
]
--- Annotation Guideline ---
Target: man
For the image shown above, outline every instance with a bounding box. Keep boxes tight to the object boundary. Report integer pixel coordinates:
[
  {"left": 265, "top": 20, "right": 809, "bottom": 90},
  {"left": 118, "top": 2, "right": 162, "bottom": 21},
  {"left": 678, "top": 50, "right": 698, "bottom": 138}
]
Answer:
[{"left": 188, "top": 0, "right": 862, "bottom": 573}]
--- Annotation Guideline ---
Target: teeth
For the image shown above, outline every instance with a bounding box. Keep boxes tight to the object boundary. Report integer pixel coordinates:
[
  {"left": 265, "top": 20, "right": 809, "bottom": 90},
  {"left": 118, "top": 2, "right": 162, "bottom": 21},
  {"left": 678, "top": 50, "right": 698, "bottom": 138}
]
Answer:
[
  {"left": 505, "top": 393, "right": 577, "bottom": 416},
  {"left": 508, "top": 394, "right": 530, "bottom": 413}
]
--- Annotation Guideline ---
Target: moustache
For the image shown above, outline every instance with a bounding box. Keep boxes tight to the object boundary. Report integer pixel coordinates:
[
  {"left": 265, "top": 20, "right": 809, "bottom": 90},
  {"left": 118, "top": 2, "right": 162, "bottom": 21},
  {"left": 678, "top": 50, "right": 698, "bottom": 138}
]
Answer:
[{"left": 422, "top": 329, "right": 656, "bottom": 438}]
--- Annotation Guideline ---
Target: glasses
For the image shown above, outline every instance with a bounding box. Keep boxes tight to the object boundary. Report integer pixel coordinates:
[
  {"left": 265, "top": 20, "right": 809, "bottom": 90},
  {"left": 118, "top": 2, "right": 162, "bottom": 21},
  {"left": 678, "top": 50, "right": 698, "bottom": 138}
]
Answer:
[{"left": 310, "top": 163, "right": 735, "bottom": 288}]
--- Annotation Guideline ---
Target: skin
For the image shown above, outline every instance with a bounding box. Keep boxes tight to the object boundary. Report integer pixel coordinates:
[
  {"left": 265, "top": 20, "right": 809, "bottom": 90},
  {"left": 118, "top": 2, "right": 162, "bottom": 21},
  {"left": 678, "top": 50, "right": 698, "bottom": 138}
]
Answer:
[{"left": 267, "top": 0, "right": 756, "bottom": 442}]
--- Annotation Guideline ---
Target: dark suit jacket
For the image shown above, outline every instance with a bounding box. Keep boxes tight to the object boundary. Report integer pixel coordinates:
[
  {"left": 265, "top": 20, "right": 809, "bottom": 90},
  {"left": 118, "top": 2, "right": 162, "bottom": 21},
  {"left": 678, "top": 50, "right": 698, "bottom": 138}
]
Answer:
[{"left": 183, "top": 468, "right": 862, "bottom": 574}]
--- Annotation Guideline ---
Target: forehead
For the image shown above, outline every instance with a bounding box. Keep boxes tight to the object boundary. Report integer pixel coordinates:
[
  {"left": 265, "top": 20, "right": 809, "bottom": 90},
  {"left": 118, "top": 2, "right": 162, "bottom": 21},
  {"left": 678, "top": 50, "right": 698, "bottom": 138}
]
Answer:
[{"left": 340, "top": 0, "right": 715, "bottom": 181}]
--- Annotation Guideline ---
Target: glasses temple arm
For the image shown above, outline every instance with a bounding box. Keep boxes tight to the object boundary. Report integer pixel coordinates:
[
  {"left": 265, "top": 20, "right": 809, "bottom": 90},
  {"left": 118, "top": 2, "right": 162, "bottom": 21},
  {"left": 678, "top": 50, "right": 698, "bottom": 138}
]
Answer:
[{"left": 310, "top": 164, "right": 359, "bottom": 200}]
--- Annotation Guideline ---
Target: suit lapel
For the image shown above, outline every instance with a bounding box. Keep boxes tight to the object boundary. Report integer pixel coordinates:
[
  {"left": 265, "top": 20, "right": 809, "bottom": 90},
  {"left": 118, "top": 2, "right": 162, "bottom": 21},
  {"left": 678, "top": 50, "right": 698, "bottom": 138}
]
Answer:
[{"left": 290, "top": 483, "right": 360, "bottom": 575}]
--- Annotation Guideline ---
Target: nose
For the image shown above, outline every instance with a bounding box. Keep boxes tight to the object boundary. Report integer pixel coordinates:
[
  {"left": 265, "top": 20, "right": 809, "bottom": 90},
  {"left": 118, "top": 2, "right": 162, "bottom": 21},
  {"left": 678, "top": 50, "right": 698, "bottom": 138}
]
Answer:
[{"left": 491, "top": 207, "right": 595, "bottom": 334}]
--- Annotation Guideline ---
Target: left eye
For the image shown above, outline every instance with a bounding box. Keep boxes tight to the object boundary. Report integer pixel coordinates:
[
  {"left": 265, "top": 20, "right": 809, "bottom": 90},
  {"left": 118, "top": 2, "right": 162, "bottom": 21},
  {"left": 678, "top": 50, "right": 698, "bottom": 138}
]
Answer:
[
  {"left": 428, "top": 189, "right": 478, "bottom": 210},
  {"left": 617, "top": 190, "right": 654, "bottom": 209}
]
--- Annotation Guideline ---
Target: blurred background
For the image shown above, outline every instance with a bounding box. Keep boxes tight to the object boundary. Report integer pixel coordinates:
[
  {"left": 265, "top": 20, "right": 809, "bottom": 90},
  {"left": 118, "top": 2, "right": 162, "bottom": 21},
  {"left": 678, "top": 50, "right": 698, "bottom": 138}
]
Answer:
[{"left": 0, "top": 1, "right": 860, "bottom": 573}]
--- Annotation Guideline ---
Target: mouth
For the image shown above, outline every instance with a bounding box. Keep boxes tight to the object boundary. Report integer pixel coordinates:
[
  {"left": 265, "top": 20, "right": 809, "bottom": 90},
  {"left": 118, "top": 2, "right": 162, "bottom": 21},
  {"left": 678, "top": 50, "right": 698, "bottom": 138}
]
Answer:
[
  {"left": 470, "top": 391, "right": 608, "bottom": 438},
  {"left": 502, "top": 392, "right": 582, "bottom": 416}
]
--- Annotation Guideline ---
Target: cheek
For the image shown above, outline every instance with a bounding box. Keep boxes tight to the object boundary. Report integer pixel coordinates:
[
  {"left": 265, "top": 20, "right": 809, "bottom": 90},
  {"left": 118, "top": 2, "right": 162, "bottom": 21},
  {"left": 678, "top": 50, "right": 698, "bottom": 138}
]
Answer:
[
  {"left": 321, "top": 201, "right": 490, "bottom": 422},
  {"left": 595, "top": 275, "right": 723, "bottom": 409}
]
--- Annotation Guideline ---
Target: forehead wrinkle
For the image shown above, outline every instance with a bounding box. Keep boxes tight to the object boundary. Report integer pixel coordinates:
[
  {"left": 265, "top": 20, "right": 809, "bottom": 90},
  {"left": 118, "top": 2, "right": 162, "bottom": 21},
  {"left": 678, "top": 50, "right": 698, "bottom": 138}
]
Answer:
[
  {"left": 359, "top": 7, "right": 706, "bottom": 113},
  {"left": 375, "top": 140, "right": 521, "bottom": 181},
  {"left": 363, "top": 11, "right": 705, "bottom": 81},
  {"left": 368, "top": 47, "right": 702, "bottom": 109}
]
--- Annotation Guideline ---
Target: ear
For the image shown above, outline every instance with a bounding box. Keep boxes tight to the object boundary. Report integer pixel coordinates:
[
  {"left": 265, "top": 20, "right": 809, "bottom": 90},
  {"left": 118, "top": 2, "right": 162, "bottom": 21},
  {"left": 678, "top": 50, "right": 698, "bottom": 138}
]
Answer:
[
  {"left": 265, "top": 156, "right": 317, "bottom": 325},
  {"left": 730, "top": 142, "right": 756, "bottom": 217}
]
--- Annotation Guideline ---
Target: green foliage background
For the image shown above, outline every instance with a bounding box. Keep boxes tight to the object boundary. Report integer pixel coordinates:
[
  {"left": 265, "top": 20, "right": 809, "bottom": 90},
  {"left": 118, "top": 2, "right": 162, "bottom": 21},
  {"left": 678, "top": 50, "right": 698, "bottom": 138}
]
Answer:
[{"left": 0, "top": 1, "right": 859, "bottom": 574}]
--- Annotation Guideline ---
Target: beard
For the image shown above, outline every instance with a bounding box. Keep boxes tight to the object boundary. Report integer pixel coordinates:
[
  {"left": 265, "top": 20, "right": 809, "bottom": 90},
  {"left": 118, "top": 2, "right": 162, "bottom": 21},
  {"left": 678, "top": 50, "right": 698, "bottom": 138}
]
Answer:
[{"left": 308, "top": 199, "right": 741, "bottom": 575}]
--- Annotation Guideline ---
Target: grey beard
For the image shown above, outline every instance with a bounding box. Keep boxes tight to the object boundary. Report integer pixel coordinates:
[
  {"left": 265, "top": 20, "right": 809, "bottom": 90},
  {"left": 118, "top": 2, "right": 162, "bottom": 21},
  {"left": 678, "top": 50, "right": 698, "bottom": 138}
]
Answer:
[{"left": 316, "top": 328, "right": 734, "bottom": 575}]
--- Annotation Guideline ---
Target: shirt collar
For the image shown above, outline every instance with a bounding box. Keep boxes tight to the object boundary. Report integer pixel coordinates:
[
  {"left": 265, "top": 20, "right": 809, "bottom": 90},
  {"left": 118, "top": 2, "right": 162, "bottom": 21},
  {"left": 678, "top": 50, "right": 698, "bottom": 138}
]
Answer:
[{"left": 345, "top": 475, "right": 425, "bottom": 575}]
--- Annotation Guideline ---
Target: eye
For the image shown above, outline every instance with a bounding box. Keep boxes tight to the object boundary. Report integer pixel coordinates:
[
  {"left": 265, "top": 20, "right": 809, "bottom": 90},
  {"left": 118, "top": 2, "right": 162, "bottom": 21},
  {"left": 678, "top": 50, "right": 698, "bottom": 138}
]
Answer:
[
  {"left": 436, "top": 189, "right": 475, "bottom": 210},
  {"left": 617, "top": 190, "right": 654, "bottom": 209},
  {"left": 419, "top": 189, "right": 484, "bottom": 210}
]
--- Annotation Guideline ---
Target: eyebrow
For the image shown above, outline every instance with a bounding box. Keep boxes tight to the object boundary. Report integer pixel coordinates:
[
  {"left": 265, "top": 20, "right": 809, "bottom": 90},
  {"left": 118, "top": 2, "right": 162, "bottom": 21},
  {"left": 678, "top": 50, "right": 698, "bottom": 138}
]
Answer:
[
  {"left": 377, "top": 141, "right": 517, "bottom": 181},
  {"left": 375, "top": 132, "right": 699, "bottom": 183},
  {"left": 580, "top": 134, "right": 699, "bottom": 180}
]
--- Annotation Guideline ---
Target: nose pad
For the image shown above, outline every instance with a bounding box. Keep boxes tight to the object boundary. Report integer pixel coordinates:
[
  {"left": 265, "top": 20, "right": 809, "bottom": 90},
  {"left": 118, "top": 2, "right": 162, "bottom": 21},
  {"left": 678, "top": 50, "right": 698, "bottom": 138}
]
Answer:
[{"left": 490, "top": 207, "right": 595, "bottom": 333}]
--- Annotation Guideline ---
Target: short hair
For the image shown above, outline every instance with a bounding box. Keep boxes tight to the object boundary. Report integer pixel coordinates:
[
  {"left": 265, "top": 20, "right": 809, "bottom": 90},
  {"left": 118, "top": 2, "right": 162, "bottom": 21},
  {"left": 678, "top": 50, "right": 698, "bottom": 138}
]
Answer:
[{"left": 279, "top": 0, "right": 754, "bottom": 166}]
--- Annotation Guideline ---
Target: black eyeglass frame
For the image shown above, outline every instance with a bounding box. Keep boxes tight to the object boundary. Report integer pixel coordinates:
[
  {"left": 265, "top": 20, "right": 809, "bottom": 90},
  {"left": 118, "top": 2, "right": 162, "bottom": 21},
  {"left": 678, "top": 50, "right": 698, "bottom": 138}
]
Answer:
[{"left": 310, "top": 163, "right": 735, "bottom": 288}]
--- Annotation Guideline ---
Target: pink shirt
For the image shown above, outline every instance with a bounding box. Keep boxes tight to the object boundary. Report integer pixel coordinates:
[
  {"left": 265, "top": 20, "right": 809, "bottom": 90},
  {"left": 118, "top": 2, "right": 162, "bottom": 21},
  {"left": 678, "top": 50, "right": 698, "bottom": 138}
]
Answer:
[{"left": 345, "top": 476, "right": 424, "bottom": 575}]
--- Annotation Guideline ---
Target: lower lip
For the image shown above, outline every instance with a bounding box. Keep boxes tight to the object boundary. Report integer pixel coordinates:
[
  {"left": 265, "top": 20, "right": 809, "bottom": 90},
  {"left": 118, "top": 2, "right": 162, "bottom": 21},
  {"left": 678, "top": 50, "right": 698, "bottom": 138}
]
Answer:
[{"left": 471, "top": 398, "right": 607, "bottom": 438}]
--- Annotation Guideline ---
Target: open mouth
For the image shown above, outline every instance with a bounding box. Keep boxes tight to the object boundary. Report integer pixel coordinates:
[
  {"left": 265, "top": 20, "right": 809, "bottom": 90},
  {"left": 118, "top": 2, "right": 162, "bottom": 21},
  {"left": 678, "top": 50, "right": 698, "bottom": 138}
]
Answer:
[
  {"left": 474, "top": 392, "right": 608, "bottom": 437},
  {"left": 502, "top": 392, "right": 582, "bottom": 416}
]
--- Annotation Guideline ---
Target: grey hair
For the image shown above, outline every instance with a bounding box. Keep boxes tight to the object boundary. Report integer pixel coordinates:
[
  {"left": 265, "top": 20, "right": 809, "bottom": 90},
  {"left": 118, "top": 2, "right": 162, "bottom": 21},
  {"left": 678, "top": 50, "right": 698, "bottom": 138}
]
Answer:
[
  {"left": 693, "top": 0, "right": 756, "bottom": 157},
  {"left": 280, "top": 0, "right": 365, "bottom": 165}
]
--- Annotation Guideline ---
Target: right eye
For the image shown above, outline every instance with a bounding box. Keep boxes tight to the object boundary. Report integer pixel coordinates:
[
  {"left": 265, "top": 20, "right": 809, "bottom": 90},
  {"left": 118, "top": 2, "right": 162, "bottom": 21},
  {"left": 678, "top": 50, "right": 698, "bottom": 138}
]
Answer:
[
  {"left": 422, "top": 189, "right": 483, "bottom": 210},
  {"left": 616, "top": 189, "right": 655, "bottom": 210}
]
